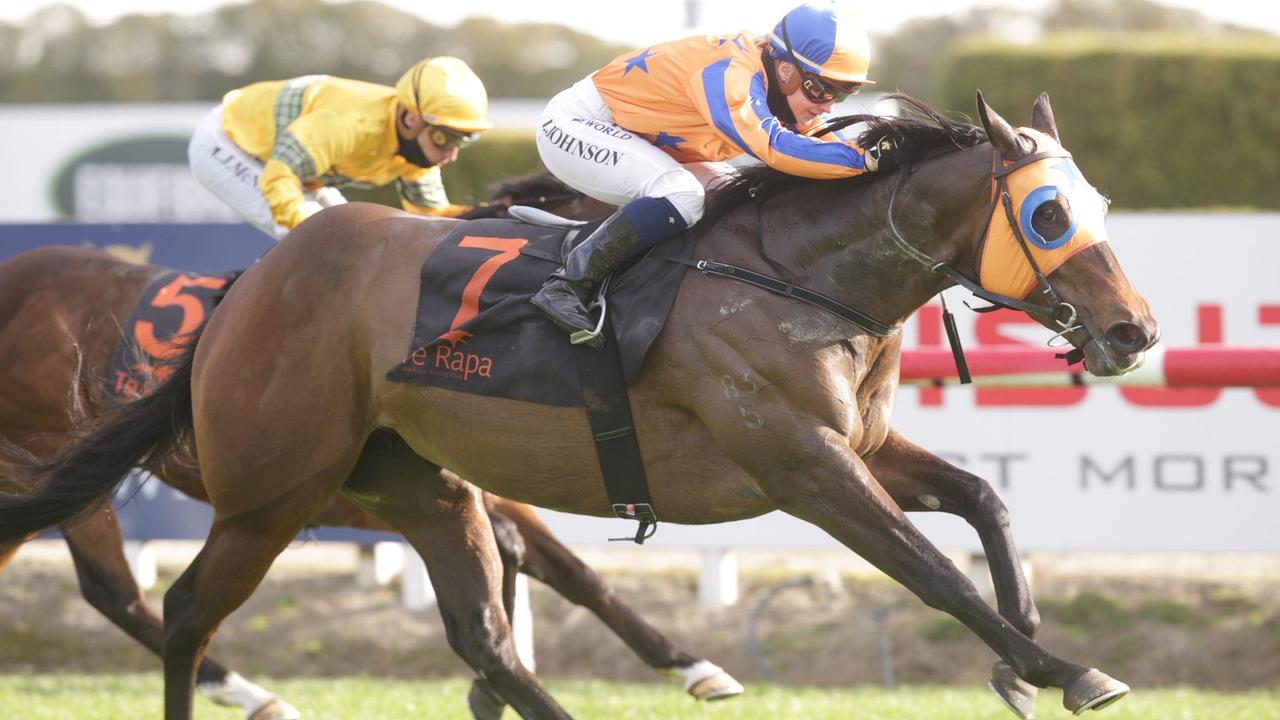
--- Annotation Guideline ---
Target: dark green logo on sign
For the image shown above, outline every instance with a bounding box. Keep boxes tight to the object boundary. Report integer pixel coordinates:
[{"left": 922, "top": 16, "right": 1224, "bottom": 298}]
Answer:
[{"left": 52, "top": 135, "right": 237, "bottom": 222}]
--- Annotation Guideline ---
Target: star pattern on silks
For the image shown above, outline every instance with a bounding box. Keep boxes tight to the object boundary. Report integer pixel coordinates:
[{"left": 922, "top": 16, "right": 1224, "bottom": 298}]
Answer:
[
  {"left": 652, "top": 131, "right": 686, "bottom": 151},
  {"left": 623, "top": 48, "right": 656, "bottom": 75},
  {"left": 716, "top": 33, "right": 748, "bottom": 52}
]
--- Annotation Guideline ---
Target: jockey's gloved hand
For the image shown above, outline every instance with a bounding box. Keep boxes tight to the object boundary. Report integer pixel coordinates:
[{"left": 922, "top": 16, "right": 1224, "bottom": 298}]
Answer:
[
  {"left": 863, "top": 137, "right": 898, "bottom": 173},
  {"left": 314, "top": 186, "right": 348, "bottom": 208},
  {"left": 298, "top": 200, "right": 324, "bottom": 220}
]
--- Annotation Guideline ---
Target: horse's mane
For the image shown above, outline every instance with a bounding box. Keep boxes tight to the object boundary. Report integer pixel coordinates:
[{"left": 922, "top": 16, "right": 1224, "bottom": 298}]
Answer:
[
  {"left": 700, "top": 94, "right": 988, "bottom": 230},
  {"left": 489, "top": 172, "right": 580, "bottom": 202}
]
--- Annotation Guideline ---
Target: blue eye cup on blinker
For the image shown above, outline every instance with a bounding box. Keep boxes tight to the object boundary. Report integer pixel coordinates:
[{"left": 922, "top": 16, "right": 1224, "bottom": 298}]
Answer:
[{"left": 1019, "top": 184, "right": 1078, "bottom": 250}]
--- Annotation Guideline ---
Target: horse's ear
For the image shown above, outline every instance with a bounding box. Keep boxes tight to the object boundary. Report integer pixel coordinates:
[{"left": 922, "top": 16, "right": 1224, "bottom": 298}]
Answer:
[
  {"left": 1031, "top": 91, "right": 1060, "bottom": 143},
  {"left": 976, "top": 89, "right": 1034, "bottom": 161}
]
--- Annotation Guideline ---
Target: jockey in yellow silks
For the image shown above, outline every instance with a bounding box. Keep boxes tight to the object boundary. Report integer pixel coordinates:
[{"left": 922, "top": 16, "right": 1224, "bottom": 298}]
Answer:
[
  {"left": 188, "top": 57, "right": 493, "bottom": 240},
  {"left": 531, "top": 1, "right": 890, "bottom": 346}
]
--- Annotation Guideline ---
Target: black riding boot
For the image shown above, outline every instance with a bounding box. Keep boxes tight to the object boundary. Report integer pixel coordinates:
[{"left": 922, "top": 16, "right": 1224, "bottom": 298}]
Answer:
[{"left": 530, "top": 210, "right": 646, "bottom": 347}]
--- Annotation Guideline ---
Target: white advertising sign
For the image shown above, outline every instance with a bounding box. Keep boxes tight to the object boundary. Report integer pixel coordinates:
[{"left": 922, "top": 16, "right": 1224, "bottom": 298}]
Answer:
[{"left": 0, "top": 102, "right": 547, "bottom": 222}]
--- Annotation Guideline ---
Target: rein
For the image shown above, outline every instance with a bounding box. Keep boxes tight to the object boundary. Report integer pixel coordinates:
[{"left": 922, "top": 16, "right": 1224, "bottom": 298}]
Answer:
[
  {"left": 885, "top": 149, "right": 1078, "bottom": 328},
  {"left": 665, "top": 142, "right": 1088, "bottom": 364}
]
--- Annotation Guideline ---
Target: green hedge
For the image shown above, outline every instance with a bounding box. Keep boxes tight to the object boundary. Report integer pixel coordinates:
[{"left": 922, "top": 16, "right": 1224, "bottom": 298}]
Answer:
[
  {"left": 937, "top": 33, "right": 1280, "bottom": 210},
  {"left": 344, "top": 131, "right": 544, "bottom": 208}
]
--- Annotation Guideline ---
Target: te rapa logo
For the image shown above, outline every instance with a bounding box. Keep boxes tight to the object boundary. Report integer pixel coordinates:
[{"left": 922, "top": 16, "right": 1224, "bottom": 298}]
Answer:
[{"left": 407, "top": 235, "right": 527, "bottom": 382}]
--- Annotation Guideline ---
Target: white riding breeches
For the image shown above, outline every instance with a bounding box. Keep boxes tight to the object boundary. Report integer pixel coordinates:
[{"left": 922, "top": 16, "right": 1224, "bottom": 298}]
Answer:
[
  {"left": 188, "top": 106, "right": 287, "bottom": 240},
  {"left": 536, "top": 77, "right": 733, "bottom": 226},
  {"left": 188, "top": 107, "right": 343, "bottom": 241}
]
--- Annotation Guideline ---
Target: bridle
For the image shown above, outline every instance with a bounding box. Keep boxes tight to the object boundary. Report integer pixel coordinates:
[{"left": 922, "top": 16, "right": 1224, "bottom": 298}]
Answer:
[
  {"left": 883, "top": 141, "right": 1087, "bottom": 358},
  {"left": 680, "top": 136, "right": 1090, "bottom": 366}
]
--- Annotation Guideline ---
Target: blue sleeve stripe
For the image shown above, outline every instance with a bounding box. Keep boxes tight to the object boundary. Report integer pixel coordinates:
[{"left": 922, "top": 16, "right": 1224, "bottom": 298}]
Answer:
[
  {"left": 746, "top": 73, "right": 865, "bottom": 170},
  {"left": 701, "top": 59, "right": 756, "bottom": 158}
]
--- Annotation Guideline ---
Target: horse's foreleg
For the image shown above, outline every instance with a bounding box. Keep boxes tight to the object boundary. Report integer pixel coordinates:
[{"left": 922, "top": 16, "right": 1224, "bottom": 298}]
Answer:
[
  {"left": 864, "top": 429, "right": 1040, "bottom": 718},
  {"left": 61, "top": 508, "right": 299, "bottom": 720},
  {"left": 342, "top": 434, "right": 573, "bottom": 720},
  {"left": 864, "top": 430, "right": 1038, "bottom": 637},
  {"left": 487, "top": 497, "right": 743, "bottom": 701},
  {"left": 758, "top": 429, "right": 1126, "bottom": 714}
]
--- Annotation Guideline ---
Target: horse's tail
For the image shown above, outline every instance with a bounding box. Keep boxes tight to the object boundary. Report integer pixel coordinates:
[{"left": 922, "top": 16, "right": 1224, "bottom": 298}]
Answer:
[{"left": 0, "top": 330, "right": 202, "bottom": 543}]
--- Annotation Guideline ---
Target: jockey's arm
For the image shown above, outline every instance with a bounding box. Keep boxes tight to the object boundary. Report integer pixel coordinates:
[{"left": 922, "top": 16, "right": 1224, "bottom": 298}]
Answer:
[
  {"left": 260, "top": 111, "right": 359, "bottom": 229},
  {"left": 689, "top": 59, "right": 873, "bottom": 180},
  {"left": 396, "top": 165, "right": 473, "bottom": 218}
]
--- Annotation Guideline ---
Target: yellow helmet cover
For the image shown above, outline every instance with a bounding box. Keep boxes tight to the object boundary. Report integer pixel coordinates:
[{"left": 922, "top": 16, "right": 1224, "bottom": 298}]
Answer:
[{"left": 395, "top": 56, "right": 494, "bottom": 133}]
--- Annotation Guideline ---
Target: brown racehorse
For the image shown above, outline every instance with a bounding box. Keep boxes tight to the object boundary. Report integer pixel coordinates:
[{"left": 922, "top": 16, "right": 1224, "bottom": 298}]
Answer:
[
  {"left": 0, "top": 93, "right": 1157, "bottom": 720},
  {"left": 0, "top": 192, "right": 737, "bottom": 720}
]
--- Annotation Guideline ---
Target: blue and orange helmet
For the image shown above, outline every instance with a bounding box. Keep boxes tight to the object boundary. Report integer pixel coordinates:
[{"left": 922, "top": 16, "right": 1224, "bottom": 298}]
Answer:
[{"left": 768, "top": 1, "right": 875, "bottom": 86}]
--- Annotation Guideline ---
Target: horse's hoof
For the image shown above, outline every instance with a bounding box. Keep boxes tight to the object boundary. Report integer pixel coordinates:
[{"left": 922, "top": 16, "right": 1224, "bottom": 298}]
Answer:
[
  {"left": 247, "top": 698, "right": 301, "bottom": 720},
  {"left": 468, "top": 678, "right": 507, "bottom": 720},
  {"left": 987, "top": 662, "right": 1037, "bottom": 719},
  {"left": 679, "top": 660, "right": 745, "bottom": 701},
  {"left": 1063, "top": 668, "right": 1129, "bottom": 715}
]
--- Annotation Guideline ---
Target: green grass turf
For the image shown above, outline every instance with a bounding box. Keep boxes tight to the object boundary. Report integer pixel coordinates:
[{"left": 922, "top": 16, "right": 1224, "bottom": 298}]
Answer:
[{"left": 1, "top": 675, "right": 1277, "bottom": 719}]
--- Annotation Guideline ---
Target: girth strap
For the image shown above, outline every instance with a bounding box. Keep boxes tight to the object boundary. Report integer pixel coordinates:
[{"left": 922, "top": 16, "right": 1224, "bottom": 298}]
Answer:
[{"left": 571, "top": 314, "right": 658, "bottom": 544}]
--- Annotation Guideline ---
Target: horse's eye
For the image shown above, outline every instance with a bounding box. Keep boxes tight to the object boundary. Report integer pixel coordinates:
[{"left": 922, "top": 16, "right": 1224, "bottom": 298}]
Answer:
[{"left": 1031, "top": 193, "right": 1071, "bottom": 242}]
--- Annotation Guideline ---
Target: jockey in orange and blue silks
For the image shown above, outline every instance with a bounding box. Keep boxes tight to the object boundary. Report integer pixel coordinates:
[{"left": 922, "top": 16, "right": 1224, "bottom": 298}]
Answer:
[{"left": 531, "top": 1, "right": 889, "bottom": 347}]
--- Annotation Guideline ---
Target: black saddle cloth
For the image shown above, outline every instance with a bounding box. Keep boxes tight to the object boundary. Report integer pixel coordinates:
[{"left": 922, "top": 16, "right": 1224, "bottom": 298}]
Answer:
[
  {"left": 106, "top": 270, "right": 232, "bottom": 402},
  {"left": 386, "top": 217, "right": 697, "bottom": 406}
]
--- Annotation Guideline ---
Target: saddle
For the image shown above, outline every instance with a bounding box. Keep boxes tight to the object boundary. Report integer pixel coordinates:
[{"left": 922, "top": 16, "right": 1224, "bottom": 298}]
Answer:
[{"left": 386, "top": 209, "right": 698, "bottom": 406}]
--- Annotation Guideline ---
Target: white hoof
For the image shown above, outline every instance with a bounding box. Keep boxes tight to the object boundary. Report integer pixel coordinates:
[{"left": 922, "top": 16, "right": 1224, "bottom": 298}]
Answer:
[
  {"left": 247, "top": 698, "right": 302, "bottom": 720},
  {"left": 677, "top": 660, "right": 745, "bottom": 701},
  {"left": 198, "top": 672, "right": 299, "bottom": 719}
]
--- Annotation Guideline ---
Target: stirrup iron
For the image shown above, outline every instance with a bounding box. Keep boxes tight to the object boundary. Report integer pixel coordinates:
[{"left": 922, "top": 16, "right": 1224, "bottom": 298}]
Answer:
[{"left": 569, "top": 277, "right": 610, "bottom": 347}]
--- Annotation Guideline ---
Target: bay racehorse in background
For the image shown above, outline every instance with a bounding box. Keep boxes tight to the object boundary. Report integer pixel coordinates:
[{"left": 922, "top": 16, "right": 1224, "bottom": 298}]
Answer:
[
  {"left": 0, "top": 190, "right": 737, "bottom": 720},
  {"left": 0, "top": 92, "right": 1156, "bottom": 720}
]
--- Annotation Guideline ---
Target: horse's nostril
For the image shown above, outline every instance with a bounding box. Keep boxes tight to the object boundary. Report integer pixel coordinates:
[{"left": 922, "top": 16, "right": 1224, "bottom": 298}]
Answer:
[{"left": 1106, "top": 322, "right": 1148, "bottom": 354}]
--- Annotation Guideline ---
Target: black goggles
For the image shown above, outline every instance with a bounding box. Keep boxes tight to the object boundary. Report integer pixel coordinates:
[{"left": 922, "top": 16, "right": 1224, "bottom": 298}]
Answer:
[
  {"left": 799, "top": 73, "right": 861, "bottom": 104},
  {"left": 427, "top": 125, "right": 480, "bottom": 149},
  {"left": 780, "top": 15, "right": 861, "bottom": 105}
]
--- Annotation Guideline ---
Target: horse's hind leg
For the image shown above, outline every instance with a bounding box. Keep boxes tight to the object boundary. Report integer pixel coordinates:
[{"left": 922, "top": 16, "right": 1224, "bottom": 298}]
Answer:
[
  {"left": 342, "top": 432, "right": 572, "bottom": 720},
  {"left": 756, "top": 433, "right": 1126, "bottom": 714},
  {"left": 162, "top": 478, "right": 348, "bottom": 720},
  {"left": 61, "top": 508, "right": 299, "bottom": 720},
  {"left": 865, "top": 429, "right": 1039, "bottom": 718},
  {"left": 486, "top": 496, "right": 744, "bottom": 701},
  {"left": 466, "top": 508, "right": 525, "bottom": 720}
]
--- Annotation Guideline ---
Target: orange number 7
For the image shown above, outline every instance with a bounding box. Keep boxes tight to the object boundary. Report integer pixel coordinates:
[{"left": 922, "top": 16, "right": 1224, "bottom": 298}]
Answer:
[{"left": 445, "top": 236, "right": 528, "bottom": 333}]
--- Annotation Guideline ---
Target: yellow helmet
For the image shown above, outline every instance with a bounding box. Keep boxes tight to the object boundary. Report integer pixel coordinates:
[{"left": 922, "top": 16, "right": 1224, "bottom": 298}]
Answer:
[{"left": 395, "top": 57, "right": 493, "bottom": 133}]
